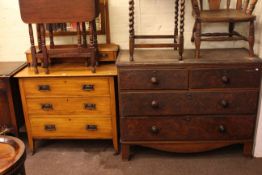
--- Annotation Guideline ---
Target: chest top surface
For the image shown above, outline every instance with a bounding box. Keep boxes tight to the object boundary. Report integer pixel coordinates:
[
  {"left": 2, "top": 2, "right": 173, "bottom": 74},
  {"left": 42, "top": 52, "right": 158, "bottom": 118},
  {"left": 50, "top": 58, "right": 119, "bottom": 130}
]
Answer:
[
  {"left": 0, "top": 62, "right": 26, "bottom": 77},
  {"left": 15, "top": 63, "right": 117, "bottom": 78},
  {"left": 117, "top": 49, "right": 262, "bottom": 67}
]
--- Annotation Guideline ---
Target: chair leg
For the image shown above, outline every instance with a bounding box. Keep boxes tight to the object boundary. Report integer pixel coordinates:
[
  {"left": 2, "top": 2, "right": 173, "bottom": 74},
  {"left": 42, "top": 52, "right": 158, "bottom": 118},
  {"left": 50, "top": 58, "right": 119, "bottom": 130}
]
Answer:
[
  {"left": 248, "top": 20, "right": 255, "bottom": 57},
  {"left": 191, "top": 20, "right": 197, "bottom": 42},
  {"left": 194, "top": 21, "right": 201, "bottom": 59},
  {"left": 229, "top": 22, "right": 235, "bottom": 37}
]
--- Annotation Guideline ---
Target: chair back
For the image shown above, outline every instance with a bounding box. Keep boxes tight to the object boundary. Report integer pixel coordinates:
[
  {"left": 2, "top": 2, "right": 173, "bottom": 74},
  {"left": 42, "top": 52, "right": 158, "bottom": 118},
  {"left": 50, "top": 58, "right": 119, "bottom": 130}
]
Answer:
[
  {"left": 19, "top": 0, "right": 100, "bottom": 23},
  {"left": 198, "top": 0, "right": 257, "bottom": 13}
]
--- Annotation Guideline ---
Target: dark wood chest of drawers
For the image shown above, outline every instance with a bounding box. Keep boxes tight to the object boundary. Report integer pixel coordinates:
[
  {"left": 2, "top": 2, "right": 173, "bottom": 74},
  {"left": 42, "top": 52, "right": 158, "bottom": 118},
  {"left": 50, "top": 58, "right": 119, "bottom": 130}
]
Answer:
[
  {"left": 0, "top": 62, "right": 26, "bottom": 136},
  {"left": 117, "top": 49, "right": 262, "bottom": 160}
]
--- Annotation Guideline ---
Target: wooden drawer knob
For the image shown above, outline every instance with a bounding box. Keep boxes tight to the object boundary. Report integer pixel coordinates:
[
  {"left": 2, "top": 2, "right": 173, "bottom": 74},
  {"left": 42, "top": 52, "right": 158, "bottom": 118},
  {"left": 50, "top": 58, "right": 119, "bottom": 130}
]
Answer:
[
  {"left": 150, "top": 77, "right": 158, "bottom": 84},
  {"left": 220, "top": 100, "right": 229, "bottom": 108},
  {"left": 45, "top": 124, "right": 56, "bottom": 131},
  {"left": 151, "top": 126, "right": 159, "bottom": 134},
  {"left": 219, "top": 125, "right": 226, "bottom": 133},
  {"left": 151, "top": 100, "right": 159, "bottom": 108},
  {"left": 221, "top": 76, "right": 230, "bottom": 84},
  {"left": 41, "top": 104, "right": 53, "bottom": 111},
  {"left": 38, "top": 85, "right": 50, "bottom": 91}
]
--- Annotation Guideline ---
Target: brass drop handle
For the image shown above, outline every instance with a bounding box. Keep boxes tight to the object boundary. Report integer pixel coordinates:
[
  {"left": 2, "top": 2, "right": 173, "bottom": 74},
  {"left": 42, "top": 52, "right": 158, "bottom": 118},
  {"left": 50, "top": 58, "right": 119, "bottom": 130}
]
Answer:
[
  {"left": 151, "top": 126, "right": 159, "bottom": 134},
  {"left": 84, "top": 103, "right": 96, "bottom": 110},
  {"left": 82, "top": 84, "right": 95, "bottom": 91},
  {"left": 151, "top": 100, "right": 159, "bottom": 108},
  {"left": 219, "top": 125, "right": 226, "bottom": 133},
  {"left": 38, "top": 85, "right": 50, "bottom": 91},
  {"left": 41, "top": 104, "right": 53, "bottom": 111},
  {"left": 151, "top": 77, "right": 158, "bottom": 84},
  {"left": 45, "top": 124, "right": 56, "bottom": 131},
  {"left": 86, "top": 125, "right": 98, "bottom": 131},
  {"left": 221, "top": 76, "right": 230, "bottom": 84},
  {"left": 220, "top": 100, "right": 229, "bottom": 108}
]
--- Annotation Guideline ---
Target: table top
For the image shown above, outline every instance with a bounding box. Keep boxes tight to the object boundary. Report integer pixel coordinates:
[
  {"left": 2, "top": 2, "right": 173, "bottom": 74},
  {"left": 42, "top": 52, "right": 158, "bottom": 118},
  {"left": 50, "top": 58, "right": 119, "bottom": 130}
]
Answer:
[
  {"left": 15, "top": 62, "right": 117, "bottom": 78},
  {"left": 0, "top": 62, "right": 27, "bottom": 77},
  {"left": 117, "top": 49, "right": 262, "bottom": 67},
  {"left": 0, "top": 136, "right": 25, "bottom": 174}
]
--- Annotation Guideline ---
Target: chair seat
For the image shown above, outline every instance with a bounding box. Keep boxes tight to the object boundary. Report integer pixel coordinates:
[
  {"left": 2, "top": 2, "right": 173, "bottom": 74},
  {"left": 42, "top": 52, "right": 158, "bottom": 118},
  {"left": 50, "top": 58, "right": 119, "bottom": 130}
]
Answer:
[{"left": 199, "top": 10, "right": 255, "bottom": 22}]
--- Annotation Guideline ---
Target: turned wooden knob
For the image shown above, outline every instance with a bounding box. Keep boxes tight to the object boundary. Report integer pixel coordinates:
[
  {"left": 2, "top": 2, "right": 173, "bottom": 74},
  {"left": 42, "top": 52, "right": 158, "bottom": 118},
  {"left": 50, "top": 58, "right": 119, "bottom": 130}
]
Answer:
[
  {"left": 151, "top": 77, "right": 158, "bottom": 84},
  {"left": 221, "top": 76, "right": 230, "bottom": 84},
  {"left": 220, "top": 100, "right": 229, "bottom": 108},
  {"left": 151, "top": 100, "right": 159, "bottom": 108},
  {"left": 219, "top": 125, "right": 226, "bottom": 133},
  {"left": 151, "top": 126, "right": 159, "bottom": 134}
]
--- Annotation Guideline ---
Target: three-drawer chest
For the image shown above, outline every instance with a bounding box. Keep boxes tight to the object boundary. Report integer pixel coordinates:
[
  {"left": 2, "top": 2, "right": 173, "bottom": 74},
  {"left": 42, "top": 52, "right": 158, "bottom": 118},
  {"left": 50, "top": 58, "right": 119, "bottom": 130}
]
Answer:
[
  {"left": 15, "top": 63, "right": 118, "bottom": 153},
  {"left": 117, "top": 49, "right": 262, "bottom": 160}
]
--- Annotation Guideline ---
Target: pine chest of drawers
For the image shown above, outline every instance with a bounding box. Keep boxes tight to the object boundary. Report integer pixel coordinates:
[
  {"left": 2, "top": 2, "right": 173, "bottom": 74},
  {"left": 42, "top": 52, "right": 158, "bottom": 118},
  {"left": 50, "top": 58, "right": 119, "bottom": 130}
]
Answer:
[
  {"left": 117, "top": 49, "right": 262, "bottom": 160},
  {"left": 15, "top": 64, "right": 118, "bottom": 153}
]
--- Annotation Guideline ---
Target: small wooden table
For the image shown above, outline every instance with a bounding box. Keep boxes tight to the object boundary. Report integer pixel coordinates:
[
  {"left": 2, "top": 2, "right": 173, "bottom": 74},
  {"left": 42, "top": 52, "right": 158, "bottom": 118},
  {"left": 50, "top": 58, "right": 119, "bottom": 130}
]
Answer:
[{"left": 0, "top": 136, "right": 26, "bottom": 175}]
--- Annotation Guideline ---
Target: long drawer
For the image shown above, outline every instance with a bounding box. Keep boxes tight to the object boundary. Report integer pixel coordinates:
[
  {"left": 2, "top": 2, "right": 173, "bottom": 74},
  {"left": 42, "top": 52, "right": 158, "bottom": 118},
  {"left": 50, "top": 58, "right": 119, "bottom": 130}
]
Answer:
[
  {"left": 121, "top": 116, "right": 256, "bottom": 141},
  {"left": 26, "top": 97, "right": 111, "bottom": 115},
  {"left": 119, "top": 69, "right": 188, "bottom": 90},
  {"left": 22, "top": 77, "right": 110, "bottom": 97},
  {"left": 30, "top": 117, "right": 112, "bottom": 138},
  {"left": 120, "top": 91, "right": 259, "bottom": 116},
  {"left": 190, "top": 68, "right": 261, "bottom": 89}
]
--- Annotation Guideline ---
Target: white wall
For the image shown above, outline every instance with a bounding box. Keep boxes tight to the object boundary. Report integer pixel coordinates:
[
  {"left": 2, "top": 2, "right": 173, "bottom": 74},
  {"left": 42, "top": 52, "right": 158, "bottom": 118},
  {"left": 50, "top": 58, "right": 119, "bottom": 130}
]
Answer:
[{"left": 0, "top": 0, "right": 262, "bottom": 156}]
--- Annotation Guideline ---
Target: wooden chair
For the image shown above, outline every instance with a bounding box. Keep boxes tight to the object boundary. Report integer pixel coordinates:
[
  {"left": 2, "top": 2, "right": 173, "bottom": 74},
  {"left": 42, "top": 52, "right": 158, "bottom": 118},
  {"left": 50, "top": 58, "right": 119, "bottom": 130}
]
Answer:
[
  {"left": 129, "top": 0, "right": 186, "bottom": 61},
  {"left": 19, "top": 0, "right": 100, "bottom": 74},
  {"left": 191, "top": 0, "right": 258, "bottom": 59}
]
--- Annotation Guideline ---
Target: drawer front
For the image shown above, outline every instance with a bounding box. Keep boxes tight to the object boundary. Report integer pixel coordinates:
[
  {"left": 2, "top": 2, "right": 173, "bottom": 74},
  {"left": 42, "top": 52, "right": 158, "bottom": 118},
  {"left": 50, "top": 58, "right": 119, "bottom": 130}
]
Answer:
[
  {"left": 30, "top": 117, "right": 112, "bottom": 138},
  {"left": 121, "top": 116, "right": 256, "bottom": 141},
  {"left": 119, "top": 69, "right": 188, "bottom": 90},
  {"left": 22, "top": 77, "right": 110, "bottom": 97},
  {"left": 27, "top": 97, "right": 111, "bottom": 115},
  {"left": 120, "top": 91, "right": 258, "bottom": 116},
  {"left": 190, "top": 68, "right": 261, "bottom": 89}
]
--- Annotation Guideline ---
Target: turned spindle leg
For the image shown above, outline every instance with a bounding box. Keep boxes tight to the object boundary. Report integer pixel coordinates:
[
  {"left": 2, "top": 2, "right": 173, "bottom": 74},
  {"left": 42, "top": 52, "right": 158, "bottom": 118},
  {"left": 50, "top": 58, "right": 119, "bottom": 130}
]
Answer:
[
  {"left": 49, "top": 24, "right": 55, "bottom": 48},
  {"left": 40, "top": 24, "right": 49, "bottom": 74},
  {"left": 194, "top": 21, "right": 201, "bottom": 59},
  {"left": 248, "top": 20, "right": 255, "bottom": 57},
  {"left": 129, "top": 0, "right": 135, "bottom": 61},
  {"left": 36, "top": 24, "right": 42, "bottom": 52},
  {"left": 28, "top": 24, "right": 39, "bottom": 74},
  {"left": 77, "top": 22, "right": 82, "bottom": 48},
  {"left": 174, "top": 0, "right": 179, "bottom": 50},
  {"left": 89, "top": 21, "right": 96, "bottom": 73},
  {"left": 82, "top": 22, "right": 87, "bottom": 48},
  {"left": 179, "top": 0, "right": 185, "bottom": 60}
]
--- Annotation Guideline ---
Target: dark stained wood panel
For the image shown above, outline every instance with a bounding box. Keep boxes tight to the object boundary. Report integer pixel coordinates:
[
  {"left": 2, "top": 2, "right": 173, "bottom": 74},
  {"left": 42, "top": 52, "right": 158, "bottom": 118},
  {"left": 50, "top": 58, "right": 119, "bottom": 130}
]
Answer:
[
  {"left": 120, "top": 91, "right": 259, "bottom": 116},
  {"left": 117, "top": 49, "right": 262, "bottom": 67},
  {"left": 19, "top": 0, "right": 100, "bottom": 23},
  {"left": 190, "top": 67, "right": 261, "bottom": 89},
  {"left": 0, "top": 62, "right": 26, "bottom": 76},
  {"left": 119, "top": 69, "right": 188, "bottom": 90},
  {"left": 121, "top": 115, "right": 256, "bottom": 141}
]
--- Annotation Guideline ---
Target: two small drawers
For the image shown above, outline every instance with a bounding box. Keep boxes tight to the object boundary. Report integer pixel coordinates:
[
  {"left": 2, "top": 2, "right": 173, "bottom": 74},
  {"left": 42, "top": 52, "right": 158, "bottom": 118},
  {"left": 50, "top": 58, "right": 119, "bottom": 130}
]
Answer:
[{"left": 19, "top": 76, "right": 118, "bottom": 153}]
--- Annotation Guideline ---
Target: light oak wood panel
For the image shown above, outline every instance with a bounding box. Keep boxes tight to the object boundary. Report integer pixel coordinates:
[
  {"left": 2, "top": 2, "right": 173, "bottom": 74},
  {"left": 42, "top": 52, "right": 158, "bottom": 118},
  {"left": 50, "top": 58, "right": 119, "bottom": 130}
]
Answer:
[
  {"left": 26, "top": 97, "right": 111, "bottom": 115},
  {"left": 30, "top": 117, "right": 112, "bottom": 138},
  {"left": 22, "top": 77, "right": 110, "bottom": 97},
  {"left": 15, "top": 63, "right": 117, "bottom": 78}
]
